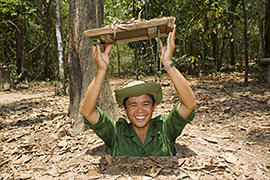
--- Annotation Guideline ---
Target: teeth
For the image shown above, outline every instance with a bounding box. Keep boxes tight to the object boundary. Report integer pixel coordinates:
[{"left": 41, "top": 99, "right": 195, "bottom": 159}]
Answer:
[{"left": 136, "top": 116, "right": 145, "bottom": 120}]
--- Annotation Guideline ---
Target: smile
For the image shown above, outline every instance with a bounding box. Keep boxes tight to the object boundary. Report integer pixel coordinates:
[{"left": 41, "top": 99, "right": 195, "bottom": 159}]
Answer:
[{"left": 136, "top": 116, "right": 146, "bottom": 120}]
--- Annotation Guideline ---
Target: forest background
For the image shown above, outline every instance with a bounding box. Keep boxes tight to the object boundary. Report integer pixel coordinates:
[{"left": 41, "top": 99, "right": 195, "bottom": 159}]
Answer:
[
  {"left": 1, "top": 0, "right": 270, "bottom": 88},
  {"left": 1, "top": 1, "right": 270, "bottom": 179}
]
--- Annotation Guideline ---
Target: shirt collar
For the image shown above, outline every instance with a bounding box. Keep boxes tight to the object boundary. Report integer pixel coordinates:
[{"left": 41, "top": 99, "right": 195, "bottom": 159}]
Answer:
[{"left": 123, "top": 119, "right": 159, "bottom": 137}]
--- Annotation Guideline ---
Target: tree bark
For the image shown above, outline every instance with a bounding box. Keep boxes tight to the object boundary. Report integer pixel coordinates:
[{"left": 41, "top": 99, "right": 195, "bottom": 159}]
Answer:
[
  {"left": 15, "top": 5, "right": 25, "bottom": 80},
  {"left": 68, "top": 0, "right": 119, "bottom": 133},
  {"left": 0, "top": 35, "right": 5, "bottom": 63},
  {"left": 265, "top": 0, "right": 270, "bottom": 58},
  {"left": 202, "top": 0, "right": 210, "bottom": 70},
  {"left": 117, "top": 44, "right": 120, "bottom": 77},
  {"left": 256, "top": 0, "right": 263, "bottom": 59},
  {"left": 212, "top": 0, "right": 220, "bottom": 70},
  {"left": 133, "top": 0, "right": 139, "bottom": 80},
  {"left": 266, "top": 0, "right": 270, "bottom": 83},
  {"left": 55, "top": 0, "right": 66, "bottom": 95},
  {"left": 229, "top": 0, "right": 240, "bottom": 65},
  {"left": 242, "top": 0, "right": 249, "bottom": 86}
]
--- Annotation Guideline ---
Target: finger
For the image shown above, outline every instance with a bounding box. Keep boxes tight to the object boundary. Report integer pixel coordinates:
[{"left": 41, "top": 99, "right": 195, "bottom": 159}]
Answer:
[
  {"left": 167, "top": 27, "right": 176, "bottom": 48},
  {"left": 167, "top": 31, "right": 172, "bottom": 46},
  {"left": 91, "top": 44, "right": 96, "bottom": 57},
  {"left": 104, "top": 44, "right": 113, "bottom": 55},
  {"left": 170, "top": 24, "right": 176, "bottom": 46},
  {"left": 96, "top": 43, "right": 101, "bottom": 57},
  {"left": 172, "top": 24, "right": 176, "bottom": 37}
]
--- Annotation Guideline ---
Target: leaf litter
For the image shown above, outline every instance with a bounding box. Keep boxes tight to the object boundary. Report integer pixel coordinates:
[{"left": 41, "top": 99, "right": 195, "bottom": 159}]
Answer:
[{"left": 0, "top": 72, "right": 270, "bottom": 179}]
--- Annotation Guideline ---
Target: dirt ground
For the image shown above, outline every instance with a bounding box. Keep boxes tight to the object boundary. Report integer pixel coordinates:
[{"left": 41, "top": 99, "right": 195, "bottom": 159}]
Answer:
[{"left": 0, "top": 72, "right": 269, "bottom": 180}]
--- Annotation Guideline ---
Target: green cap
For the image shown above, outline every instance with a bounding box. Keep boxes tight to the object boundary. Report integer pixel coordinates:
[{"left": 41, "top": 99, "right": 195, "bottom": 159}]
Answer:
[{"left": 114, "top": 81, "right": 163, "bottom": 107}]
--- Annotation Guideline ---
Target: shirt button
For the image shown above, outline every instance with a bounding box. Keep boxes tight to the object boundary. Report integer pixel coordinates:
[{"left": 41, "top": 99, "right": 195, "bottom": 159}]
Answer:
[{"left": 142, "top": 151, "right": 145, "bottom": 155}]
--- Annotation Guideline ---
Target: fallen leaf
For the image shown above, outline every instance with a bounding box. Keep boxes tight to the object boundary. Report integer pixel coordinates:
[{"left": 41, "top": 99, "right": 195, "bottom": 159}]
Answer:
[
  {"left": 20, "top": 170, "right": 33, "bottom": 179},
  {"left": 178, "top": 159, "right": 186, "bottom": 167},
  {"left": 197, "top": 137, "right": 208, "bottom": 145},
  {"left": 105, "top": 154, "right": 112, "bottom": 165},
  {"left": 224, "top": 153, "right": 238, "bottom": 164},
  {"left": 145, "top": 167, "right": 162, "bottom": 177},
  {"left": 47, "top": 168, "right": 59, "bottom": 177},
  {"left": 232, "top": 161, "right": 241, "bottom": 176},
  {"left": 202, "top": 137, "right": 218, "bottom": 144},
  {"left": 58, "top": 140, "right": 67, "bottom": 148},
  {"left": 63, "top": 172, "right": 77, "bottom": 179},
  {"left": 12, "top": 154, "right": 32, "bottom": 164},
  {"left": 52, "top": 155, "right": 63, "bottom": 162},
  {"left": 220, "top": 97, "right": 227, "bottom": 102}
]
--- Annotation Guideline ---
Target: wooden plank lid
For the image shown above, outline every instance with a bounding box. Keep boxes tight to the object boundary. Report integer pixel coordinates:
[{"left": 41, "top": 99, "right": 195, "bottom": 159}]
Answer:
[{"left": 84, "top": 16, "right": 176, "bottom": 45}]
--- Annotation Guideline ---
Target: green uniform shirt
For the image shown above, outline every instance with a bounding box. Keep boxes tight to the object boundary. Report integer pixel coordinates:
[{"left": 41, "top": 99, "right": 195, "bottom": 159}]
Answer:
[{"left": 84, "top": 101, "right": 195, "bottom": 157}]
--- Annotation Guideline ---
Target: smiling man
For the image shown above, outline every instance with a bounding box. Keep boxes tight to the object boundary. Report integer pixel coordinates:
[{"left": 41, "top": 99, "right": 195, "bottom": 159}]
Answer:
[{"left": 80, "top": 25, "right": 196, "bottom": 156}]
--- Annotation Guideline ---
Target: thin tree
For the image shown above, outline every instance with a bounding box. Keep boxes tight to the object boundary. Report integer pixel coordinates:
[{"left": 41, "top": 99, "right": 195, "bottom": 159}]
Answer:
[
  {"left": 133, "top": 0, "right": 139, "bottom": 80},
  {"left": 242, "top": 0, "right": 249, "bottom": 86},
  {"left": 55, "top": 0, "right": 65, "bottom": 95},
  {"left": 229, "top": 0, "right": 240, "bottom": 66},
  {"left": 256, "top": 0, "right": 263, "bottom": 60},
  {"left": 15, "top": 4, "right": 25, "bottom": 81},
  {"left": 265, "top": 0, "right": 270, "bottom": 82},
  {"left": 144, "top": 0, "right": 157, "bottom": 82},
  {"left": 266, "top": 0, "right": 270, "bottom": 58}
]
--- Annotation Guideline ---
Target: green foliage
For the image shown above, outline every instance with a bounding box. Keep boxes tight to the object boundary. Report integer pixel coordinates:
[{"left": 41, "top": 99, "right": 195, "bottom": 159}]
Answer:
[
  {"left": 9, "top": 63, "right": 23, "bottom": 84},
  {"left": 0, "top": 0, "right": 69, "bottom": 83},
  {"left": 104, "top": 0, "right": 265, "bottom": 76},
  {"left": 0, "top": 0, "right": 267, "bottom": 83}
]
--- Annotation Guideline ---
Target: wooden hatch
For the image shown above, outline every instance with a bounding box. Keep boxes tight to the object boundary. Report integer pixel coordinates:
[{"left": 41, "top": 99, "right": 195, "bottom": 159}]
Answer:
[{"left": 84, "top": 16, "right": 176, "bottom": 45}]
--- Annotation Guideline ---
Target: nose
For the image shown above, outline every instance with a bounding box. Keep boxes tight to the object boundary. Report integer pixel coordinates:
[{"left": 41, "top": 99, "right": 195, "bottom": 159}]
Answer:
[{"left": 137, "top": 105, "right": 143, "bottom": 112}]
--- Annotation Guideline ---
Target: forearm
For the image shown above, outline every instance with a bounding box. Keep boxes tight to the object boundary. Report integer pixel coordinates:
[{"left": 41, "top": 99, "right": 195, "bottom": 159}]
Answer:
[
  {"left": 80, "top": 69, "right": 107, "bottom": 125},
  {"left": 167, "top": 66, "right": 196, "bottom": 118}
]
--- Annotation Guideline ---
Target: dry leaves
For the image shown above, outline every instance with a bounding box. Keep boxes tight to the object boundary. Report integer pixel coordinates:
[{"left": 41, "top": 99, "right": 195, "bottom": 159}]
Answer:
[{"left": 0, "top": 73, "right": 270, "bottom": 179}]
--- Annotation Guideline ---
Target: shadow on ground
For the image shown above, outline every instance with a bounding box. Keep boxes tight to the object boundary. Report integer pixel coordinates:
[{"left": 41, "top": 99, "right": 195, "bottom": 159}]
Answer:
[{"left": 85, "top": 143, "right": 197, "bottom": 176}]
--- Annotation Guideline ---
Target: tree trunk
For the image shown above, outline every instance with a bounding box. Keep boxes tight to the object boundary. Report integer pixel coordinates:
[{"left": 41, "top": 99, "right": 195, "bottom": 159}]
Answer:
[
  {"left": 42, "top": 0, "right": 55, "bottom": 80},
  {"left": 68, "top": 0, "right": 119, "bottom": 133},
  {"left": 212, "top": 1, "right": 220, "bottom": 70},
  {"left": 133, "top": 0, "right": 139, "bottom": 80},
  {"left": 0, "top": 35, "right": 5, "bottom": 63},
  {"left": 16, "top": 5, "right": 25, "bottom": 81},
  {"left": 202, "top": 0, "right": 210, "bottom": 70},
  {"left": 242, "top": 0, "right": 249, "bottom": 86},
  {"left": 265, "top": 0, "right": 270, "bottom": 58},
  {"left": 55, "top": 0, "right": 66, "bottom": 95},
  {"left": 144, "top": 0, "right": 157, "bottom": 82},
  {"left": 229, "top": 0, "right": 240, "bottom": 65},
  {"left": 64, "top": 34, "right": 69, "bottom": 81},
  {"left": 256, "top": 0, "right": 263, "bottom": 59},
  {"left": 117, "top": 44, "right": 120, "bottom": 77},
  {"left": 266, "top": 0, "right": 270, "bottom": 83}
]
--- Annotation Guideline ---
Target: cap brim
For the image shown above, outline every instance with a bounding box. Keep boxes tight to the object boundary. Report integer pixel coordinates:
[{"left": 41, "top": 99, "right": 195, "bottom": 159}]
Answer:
[{"left": 114, "top": 82, "right": 162, "bottom": 107}]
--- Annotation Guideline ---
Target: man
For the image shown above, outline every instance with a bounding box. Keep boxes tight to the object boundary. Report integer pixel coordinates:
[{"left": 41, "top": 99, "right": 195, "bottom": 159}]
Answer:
[{"left": 81, "top": 25, "right": 196, "bottom": 156}]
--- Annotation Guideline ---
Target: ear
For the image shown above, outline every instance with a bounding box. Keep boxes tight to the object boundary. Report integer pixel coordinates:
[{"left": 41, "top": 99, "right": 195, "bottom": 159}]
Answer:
[
  {"left": 122, "top": 105, "right": 127, "bottom": 113},
  {"left": 153, "top": 103, "right": 157, "bottom": 111}
]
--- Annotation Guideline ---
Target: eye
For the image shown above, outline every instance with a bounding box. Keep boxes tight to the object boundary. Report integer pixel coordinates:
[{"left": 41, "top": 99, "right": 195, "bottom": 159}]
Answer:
[{"left": 143, "top": 102, "right": 150, "bottom": 106}]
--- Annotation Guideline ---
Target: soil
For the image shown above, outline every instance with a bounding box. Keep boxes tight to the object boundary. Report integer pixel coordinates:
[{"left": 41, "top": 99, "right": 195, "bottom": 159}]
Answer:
[{"left": 0, "top": 72, "right": 269, "bottom": 180}]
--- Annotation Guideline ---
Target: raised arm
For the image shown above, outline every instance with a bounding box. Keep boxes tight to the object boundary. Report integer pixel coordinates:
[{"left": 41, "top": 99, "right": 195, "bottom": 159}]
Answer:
[
  {"left": 157, "top": 25, "right": 196, "bottom": 118},
  {"left": 80, "top": 43, "right": 112, "bottom": 125}
]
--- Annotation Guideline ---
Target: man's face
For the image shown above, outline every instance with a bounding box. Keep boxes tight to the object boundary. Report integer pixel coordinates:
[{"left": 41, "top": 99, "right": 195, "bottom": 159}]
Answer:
[{"left": 122, "top": 94, "right": 157, "bottom": 131}]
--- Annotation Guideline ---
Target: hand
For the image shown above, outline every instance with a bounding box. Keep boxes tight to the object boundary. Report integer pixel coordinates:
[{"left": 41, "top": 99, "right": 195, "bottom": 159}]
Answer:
[
  {"left": 156, "top": 24, "right": 176, "bottom": 66},
  {"left": 91, "top": 42, "right": 112, "bottom": 71}
]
